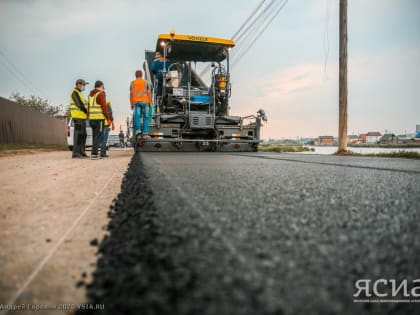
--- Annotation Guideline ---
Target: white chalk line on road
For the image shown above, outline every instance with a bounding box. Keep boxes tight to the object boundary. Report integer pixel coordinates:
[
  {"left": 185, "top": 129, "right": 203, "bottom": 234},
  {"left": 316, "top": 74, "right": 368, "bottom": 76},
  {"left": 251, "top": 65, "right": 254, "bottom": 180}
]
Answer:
[{"left": 2, "top": 168, "right": 119, "bottom": 315}]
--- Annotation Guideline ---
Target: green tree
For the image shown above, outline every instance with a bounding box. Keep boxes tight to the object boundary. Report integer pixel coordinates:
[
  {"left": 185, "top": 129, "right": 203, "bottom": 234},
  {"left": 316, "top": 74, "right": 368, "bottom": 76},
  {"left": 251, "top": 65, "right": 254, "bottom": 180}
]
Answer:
[{"left": 10, "top": 92, "right": 64, "bottom": 117}]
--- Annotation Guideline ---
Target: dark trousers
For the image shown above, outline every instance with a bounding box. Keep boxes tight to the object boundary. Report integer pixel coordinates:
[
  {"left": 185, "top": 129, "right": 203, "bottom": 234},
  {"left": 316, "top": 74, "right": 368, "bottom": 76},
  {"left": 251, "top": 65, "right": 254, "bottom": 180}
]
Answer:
[
  {"left": 72, "top": 119, "right": 87, "bottom": 156},
  {"left": 100, "top": 126, "right": 110, "bottom": 157},
  {"left": 90, "top": 119, "right": 104, "bottom": 156}
]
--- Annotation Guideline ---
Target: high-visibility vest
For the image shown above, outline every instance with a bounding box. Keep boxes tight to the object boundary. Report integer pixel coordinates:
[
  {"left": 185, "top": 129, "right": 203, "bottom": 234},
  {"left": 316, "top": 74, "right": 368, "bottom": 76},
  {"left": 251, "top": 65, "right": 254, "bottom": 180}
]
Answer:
[
  {"left": 88, "top": 92, "right": 106, "bottom": 120},
  {"left": 69, "top": 89, "right": 87, "bottom": 119},
  {"left": 130, "top": 78, "right": 150, "bottom": 104},
  {"left": 104, "top": 103, "right": 112, "bottom": 126}
]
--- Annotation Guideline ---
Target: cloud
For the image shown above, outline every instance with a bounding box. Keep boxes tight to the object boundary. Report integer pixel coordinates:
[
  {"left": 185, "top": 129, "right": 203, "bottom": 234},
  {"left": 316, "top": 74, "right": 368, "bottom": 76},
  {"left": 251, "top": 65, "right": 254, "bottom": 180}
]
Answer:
[
  {"left": 347, "top": 45, "right": 420, "bottom": 133},
  {"left": 0, "top": 0, "right": 418, "bottom": 138},
  {"left": 229, "top": 61, "right": 338, "bottom": 138},
  {"left": 231, "top": 44, "right": 420, "bottom": 138}
]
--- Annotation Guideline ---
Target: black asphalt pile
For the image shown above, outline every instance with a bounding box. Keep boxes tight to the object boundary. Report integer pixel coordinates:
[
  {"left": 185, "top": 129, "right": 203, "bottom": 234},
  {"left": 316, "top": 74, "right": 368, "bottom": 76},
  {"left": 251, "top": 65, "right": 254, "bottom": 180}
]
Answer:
[
  {"left": 78, "top": 152, "right": 420, "bottom": 315},
  {"left": 77, "top": 153, "right": 281, "bottom": 315}
]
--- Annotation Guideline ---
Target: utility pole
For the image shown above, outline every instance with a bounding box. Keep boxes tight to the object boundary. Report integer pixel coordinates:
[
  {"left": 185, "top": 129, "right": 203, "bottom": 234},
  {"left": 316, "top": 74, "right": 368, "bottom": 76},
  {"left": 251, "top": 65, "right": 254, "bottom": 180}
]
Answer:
[{"left": 338, "top": 0, "right": 348, "bottom": 152}]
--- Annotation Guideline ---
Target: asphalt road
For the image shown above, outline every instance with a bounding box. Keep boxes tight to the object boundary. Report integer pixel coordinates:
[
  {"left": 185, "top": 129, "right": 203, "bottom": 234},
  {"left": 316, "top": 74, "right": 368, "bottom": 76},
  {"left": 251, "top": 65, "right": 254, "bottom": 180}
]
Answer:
[{"left": 82, "top": 152, "right": 420, "bottom": 315}]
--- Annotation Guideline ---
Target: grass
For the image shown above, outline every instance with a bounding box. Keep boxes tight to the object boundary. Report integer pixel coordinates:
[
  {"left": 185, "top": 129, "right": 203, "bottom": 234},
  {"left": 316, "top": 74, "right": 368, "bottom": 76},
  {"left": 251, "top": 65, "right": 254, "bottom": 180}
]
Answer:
[
  {"left": 259, "top": 144, "right": 314, "bottom": 153},
  {"left": 335, "top": 149, "right": 420, "bottom": 159},
  {"left": 0, "top": 143, "right": 68, "bottom": 152},
  {"left": 259, "top": 145, "right": 420, "bottom": 159},
  {"left": 349, "top": 143, "right": 420, "bottom": 148},
  {"left": 346, "top": 150, "right": 420, "bottom": 159}
]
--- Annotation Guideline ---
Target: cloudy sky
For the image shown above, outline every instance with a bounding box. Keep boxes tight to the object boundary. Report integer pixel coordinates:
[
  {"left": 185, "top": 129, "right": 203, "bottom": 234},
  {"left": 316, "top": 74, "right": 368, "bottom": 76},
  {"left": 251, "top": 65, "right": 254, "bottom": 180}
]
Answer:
[{"left": 0, "top": 0, "right": 419, "bottom": 138}]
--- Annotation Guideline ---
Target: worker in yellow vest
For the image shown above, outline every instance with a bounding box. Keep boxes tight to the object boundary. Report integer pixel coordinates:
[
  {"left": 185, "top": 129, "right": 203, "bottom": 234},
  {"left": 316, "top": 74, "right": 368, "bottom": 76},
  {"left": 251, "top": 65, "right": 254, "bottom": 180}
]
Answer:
[
  {"left": 130, "top": 70, "right": 151, "bottom": 140},
  {"left": 88, "top": 80, "right": 111, "bottom": 159},
  {"left": 100, "top": 101, "right": 115, "bottom": 158},
  {"left": 69, "top": 79, "right": 89, "bottom": 158}
]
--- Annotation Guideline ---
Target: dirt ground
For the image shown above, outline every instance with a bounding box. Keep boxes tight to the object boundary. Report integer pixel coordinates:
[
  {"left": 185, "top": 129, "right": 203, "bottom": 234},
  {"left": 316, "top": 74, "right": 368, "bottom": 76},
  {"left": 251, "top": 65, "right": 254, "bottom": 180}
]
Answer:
[{"left": 0, "top": 148, "right": 132, "bottom": 315}]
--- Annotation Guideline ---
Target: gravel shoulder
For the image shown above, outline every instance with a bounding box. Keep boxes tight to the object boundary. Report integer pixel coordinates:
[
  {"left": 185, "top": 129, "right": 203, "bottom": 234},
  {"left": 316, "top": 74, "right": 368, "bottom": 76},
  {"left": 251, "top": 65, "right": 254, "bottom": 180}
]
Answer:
[{"left": 0, "top": 149, "right": 132, "bottom": 315}]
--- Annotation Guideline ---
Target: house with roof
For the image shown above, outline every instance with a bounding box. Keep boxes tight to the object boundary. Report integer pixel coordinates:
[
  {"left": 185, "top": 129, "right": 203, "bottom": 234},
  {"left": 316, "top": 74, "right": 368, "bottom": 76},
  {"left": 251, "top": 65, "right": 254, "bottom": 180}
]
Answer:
[
  {"left": 298, "top": 138, "right": 316, "bottom": 145},
  {"left": 379, "top": 133, "right": 398, "bottom": 144},
  {"left": 317, "top": 135, "right": 335, "bottom": 145},
  {"left": 358, "top": 133, "right": 367, "bottom": 143},
  {"left": 366, "top": 132, "right": 382, "bottom": 144}
]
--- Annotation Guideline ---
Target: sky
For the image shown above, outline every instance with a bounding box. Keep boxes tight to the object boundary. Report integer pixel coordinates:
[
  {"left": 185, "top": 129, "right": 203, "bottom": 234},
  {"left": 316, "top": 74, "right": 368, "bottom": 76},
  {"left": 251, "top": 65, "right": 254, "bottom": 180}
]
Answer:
[{"left": 0, "top": 0, "right": 419, "bottom": 138}]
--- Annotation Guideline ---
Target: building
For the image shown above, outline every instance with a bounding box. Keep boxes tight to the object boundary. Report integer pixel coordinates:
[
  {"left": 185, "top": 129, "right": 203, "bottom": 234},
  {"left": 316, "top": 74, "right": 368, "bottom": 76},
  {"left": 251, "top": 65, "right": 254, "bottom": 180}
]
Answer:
[
  {"left": 358, "top": 133, "right": 367, "bottom": 143},
  {"left": 416, "top": 125, "right": 420, "bottom": 138},
  {"left": 365, "top": 132, "right": 382, "bottom": 144},
  {"left": 379, "top": 133, "right": 398, "bottom": 144},
  {"left": 398, "top": 134, "right": 411, "bottom": 143},
  {"left": 348, "top": 134, "right": 359, "bottom": 144},
  {"left": 317, "top": 135, "right": 334, "bottom": 145},
  {"left": 298, "top": 138, "right": 316, "bottom": 145}
]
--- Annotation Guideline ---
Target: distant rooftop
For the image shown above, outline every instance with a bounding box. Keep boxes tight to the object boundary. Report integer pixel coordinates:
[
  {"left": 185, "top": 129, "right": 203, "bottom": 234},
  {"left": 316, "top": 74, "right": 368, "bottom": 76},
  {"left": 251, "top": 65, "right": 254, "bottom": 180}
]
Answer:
[{"left": 367, "top": 132, "right": 382, "bottom": 136}]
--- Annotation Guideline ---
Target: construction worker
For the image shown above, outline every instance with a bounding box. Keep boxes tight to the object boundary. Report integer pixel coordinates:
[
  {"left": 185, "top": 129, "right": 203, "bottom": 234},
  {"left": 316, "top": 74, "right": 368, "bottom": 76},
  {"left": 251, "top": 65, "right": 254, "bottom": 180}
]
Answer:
[
  {"left": 151, "top": 52, "right": 170, "bottom": 96},
  {"left": 130, "top": 70, "right": 151, "bottom": 140},
  {"left": 69, "top": 79, "right": 89, "bottom": 158},
  {"left": 88, "top": 80, "right": 111, "bottom": 159},
  {"left": 119, "top": 130, "right": 125, "bottom": 148},
  {"left": 100, "top": 101, "right": 114, "bottom": 158}
]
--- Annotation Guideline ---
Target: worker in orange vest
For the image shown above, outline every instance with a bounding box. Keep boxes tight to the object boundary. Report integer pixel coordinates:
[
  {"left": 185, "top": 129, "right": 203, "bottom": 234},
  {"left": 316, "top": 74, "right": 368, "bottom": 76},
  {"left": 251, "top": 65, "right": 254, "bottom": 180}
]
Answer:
[{"left": 130, "top": 70, "right": 152, "bottom": 140}]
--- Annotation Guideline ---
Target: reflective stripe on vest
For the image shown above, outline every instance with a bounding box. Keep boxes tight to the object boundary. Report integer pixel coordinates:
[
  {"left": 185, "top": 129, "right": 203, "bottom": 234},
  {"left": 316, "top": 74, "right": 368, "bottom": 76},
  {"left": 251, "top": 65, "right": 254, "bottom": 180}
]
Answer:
[
  {"left": 131, "top": 79, "right": 150, "bottom": 103},
  {"left": 69, "top": 89, "right": 87, "bottom": 119},
  {"left": 88, "top": 92, "right": 105, "bottom": 120}
]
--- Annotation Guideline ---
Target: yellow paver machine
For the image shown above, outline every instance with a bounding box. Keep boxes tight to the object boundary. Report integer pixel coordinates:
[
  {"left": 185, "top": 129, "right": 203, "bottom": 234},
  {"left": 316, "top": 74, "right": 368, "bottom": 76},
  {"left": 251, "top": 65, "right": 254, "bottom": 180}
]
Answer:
[{"left": 136, "top": 32, "right": 267, "bottom": 152}]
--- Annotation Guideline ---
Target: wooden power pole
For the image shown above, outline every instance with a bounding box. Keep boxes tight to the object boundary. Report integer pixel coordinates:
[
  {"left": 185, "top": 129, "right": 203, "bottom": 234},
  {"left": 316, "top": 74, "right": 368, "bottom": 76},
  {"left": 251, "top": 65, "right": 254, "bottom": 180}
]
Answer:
[{"left": 338, "top": 0, "right": 348, "bottom": 152}]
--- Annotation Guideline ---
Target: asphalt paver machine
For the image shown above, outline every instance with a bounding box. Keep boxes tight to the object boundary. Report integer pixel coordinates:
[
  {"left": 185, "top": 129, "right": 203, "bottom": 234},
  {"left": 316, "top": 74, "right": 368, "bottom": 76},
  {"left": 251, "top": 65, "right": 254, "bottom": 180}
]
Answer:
[{"left": 136, "top": 32, "right": 267, "bottom": 152}]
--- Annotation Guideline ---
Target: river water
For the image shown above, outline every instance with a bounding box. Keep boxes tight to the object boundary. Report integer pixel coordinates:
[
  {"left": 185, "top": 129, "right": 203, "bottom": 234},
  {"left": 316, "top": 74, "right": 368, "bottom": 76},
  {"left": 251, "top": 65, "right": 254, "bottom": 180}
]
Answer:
[{"left": 302, "top": 146, "right": 420, "bottom": 155}]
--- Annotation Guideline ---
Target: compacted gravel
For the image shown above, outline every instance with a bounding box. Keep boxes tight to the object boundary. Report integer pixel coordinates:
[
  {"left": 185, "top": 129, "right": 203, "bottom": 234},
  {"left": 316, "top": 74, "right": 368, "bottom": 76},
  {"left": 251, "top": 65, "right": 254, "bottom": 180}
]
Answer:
[{"left": 78, "top": 152, "right": 420, "bottom": 315}]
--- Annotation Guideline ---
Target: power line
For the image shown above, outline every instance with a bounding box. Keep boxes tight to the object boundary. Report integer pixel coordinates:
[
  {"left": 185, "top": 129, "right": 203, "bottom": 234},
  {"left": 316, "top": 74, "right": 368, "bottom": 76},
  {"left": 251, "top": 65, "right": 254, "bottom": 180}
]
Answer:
[
  {"left": 231, "top": 0, "right": 283, "bottom": 61},
  {"left": 230, "top": 1, "right": 277, "bottom": 61},
  {"left": 231, "top": 0, "right": 267, "bottom": 41},
  {"left": 197, "top": 0, "right": 287, "bottom": 81},
  {"left": 234, "top": 0, "right": 278, "bottom": 43},
  {"left": 0, "top": 56, "right": 38, "bottom": 95},
  {"left": 0, "top": 49, "right": 48, "bottom": 98},
  {"left": 232, "top": 0, "right": 288, "bottom": 68},
  {"left": 199, "top": 0, "right": 270, "bottom": 77}
]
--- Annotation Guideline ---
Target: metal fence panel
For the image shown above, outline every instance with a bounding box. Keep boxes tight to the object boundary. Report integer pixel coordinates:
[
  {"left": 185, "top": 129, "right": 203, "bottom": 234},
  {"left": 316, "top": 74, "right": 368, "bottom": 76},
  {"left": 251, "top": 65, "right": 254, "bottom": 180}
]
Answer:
[{"left": 0, "top": 96, "right": 66, "bottom": 145}]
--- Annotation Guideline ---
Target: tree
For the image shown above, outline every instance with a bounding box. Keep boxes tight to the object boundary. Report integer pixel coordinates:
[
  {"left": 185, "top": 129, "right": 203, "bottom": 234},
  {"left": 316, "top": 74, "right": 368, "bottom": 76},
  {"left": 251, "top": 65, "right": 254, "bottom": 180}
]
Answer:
[{"left": 10, "top": 92, "right": 64, "bottom": 117}]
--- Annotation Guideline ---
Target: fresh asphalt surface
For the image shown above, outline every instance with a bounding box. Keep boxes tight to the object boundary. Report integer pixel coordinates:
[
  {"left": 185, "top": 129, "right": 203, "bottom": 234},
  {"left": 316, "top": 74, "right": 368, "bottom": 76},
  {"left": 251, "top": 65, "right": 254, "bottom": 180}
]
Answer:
[{"left": 81, "top": 152, "right": 420, "bottom": 315}]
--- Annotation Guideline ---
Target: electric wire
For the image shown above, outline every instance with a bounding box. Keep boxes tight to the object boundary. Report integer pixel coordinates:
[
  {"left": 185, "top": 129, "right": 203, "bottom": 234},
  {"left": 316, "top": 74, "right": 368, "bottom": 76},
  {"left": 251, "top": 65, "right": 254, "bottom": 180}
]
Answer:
[
  {"left": 231, "top": 0, "right": 288, "bottom": 68},
  {"left": 199, "top": 0, "right": 288, "bottom": 79},
  {"left": 0, "top": 49, "right": 48, "bottom": 98},
  {"left": 234, "top": 0, "right": 278, "bottom": 43},
  {"left": 199, "top": 0, "right": 271, "bottom": 77},
  {"left": 231, "top": 0, "right": 266, "bottom": 41},
  {"left": 0, "top": 55, "right": 38, "bottom": 96}
]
